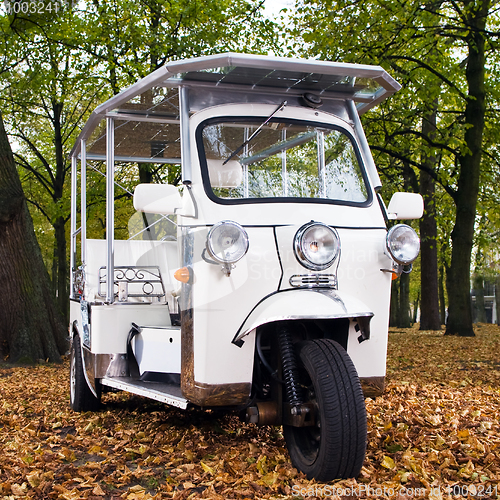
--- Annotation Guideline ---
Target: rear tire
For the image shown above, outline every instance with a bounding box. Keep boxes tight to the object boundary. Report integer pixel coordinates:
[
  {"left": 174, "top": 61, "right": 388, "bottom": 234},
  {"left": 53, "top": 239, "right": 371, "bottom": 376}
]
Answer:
[
  {"left": 70, "top": 334, "right": 101, "bottom": 411},
  {"left": 283, "top": 339, "right": 366, "bottom": 481}
]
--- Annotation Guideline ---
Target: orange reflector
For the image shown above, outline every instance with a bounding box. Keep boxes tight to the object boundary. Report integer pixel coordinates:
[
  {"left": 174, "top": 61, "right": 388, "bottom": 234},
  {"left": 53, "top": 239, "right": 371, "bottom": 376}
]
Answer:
[
  {"left": 392, "top": 272, "right": 398, "bottom": 281},
  {"left": 174, "top": 267, "right": 191, "bottom": 283}
]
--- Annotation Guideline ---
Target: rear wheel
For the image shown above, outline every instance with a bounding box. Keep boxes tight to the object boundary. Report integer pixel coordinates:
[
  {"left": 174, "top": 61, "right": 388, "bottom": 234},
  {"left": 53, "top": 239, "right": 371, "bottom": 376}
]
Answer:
[
  {"left": 283, "top": 339, "right": 366, "bottom": 481},
  {"left": 70, "top": 334, "right": 101, "bottom": 411}
]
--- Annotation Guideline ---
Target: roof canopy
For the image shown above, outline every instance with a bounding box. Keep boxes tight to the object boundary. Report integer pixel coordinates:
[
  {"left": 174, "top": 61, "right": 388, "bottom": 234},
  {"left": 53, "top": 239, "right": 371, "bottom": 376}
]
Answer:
[{"left": 72, "top": 53, "right": 400, "bottom": 160}]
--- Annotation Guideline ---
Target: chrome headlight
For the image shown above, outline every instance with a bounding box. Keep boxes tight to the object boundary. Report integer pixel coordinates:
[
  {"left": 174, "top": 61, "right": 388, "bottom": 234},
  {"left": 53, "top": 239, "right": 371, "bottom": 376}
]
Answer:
[
  {"left": 294, "top": 222, "right": 340, "bottom": 271},
  {"left": 206, "top": 220, "right": 249, "bottom": 265},
  {"left": 386, "top": 224, "right": 420, "bottom": 265}
]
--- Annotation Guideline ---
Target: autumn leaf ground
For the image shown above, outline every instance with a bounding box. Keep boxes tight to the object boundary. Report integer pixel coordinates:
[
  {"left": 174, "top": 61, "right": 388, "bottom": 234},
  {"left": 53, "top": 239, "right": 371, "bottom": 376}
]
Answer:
[{"left": 1, "top": 324, "right": 500, "bottom": 500}]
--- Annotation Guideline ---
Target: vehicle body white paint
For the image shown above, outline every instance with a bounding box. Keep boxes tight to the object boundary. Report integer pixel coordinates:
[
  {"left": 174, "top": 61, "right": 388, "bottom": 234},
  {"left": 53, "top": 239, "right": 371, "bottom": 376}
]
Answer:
[{"left": 68, "top": 52, "right": 420, "bottom": 418}]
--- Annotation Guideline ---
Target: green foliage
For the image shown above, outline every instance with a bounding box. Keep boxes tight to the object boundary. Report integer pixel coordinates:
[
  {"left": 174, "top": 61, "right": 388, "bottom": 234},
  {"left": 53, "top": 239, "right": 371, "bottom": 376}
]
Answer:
[
  {"left": 289, "top": 0, "right": 500, "bottom": 326},
  {"left": 0, "top": 0, "right": 277, "bottom": 304}
]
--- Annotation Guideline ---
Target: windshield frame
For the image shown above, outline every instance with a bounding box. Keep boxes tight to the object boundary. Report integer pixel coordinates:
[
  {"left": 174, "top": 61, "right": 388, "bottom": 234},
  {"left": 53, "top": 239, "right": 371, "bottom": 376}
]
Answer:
[{"left": 196, "top": 115, "right": 373, "bottom": 207}]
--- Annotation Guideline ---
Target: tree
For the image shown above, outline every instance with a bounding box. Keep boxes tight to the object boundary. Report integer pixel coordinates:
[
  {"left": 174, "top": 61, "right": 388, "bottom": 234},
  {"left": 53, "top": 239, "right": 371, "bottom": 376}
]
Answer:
[
  {"left": 1, "top": 0, "right": 276, "bottom": 324},
  {"left": 1, "top": 5, "right": 106, "bottom": 320},
  {"left": 65, "top": 0, "right": 275, "bottom": 90},
  {"left": 291, "top": 0, "right": 500, "bottom": 336},
  {"left": 0, "top": 0, "right": 276, "bottom": 362},
  {"left": 0, "top": 112, "right": 67, "bottom": 362},
  {"left": 419, "top": 107, "right": 442, "bottom": 329},
  {"left": 444, "top": 0, "right": 491, "bottom": 336}
]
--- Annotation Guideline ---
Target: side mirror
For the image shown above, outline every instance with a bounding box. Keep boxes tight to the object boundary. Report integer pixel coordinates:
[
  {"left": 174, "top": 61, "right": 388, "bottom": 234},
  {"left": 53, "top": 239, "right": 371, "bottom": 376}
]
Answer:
[
  {"left": 133, "top": 184, "right": 182, "bottom": 215},
  {"left": 387, "top": 192, "right": 424, "bottom": 220}
]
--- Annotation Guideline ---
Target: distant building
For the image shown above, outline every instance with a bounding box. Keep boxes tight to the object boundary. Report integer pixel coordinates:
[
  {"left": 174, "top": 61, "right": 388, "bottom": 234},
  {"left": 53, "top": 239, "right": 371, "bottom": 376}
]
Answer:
[{"left": 471, "top": 278, "right": 497, "bottom": 324}]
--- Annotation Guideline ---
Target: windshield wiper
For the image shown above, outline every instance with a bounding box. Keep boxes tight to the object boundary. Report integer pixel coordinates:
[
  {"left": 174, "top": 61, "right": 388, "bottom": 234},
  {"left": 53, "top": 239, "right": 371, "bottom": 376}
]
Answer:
[{"left": 222, "top": 100, "right": 287, "bottom": 165}]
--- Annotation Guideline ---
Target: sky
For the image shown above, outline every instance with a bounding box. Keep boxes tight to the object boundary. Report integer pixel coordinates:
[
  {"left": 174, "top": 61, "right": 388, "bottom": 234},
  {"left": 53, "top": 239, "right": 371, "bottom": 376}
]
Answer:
[{"left": 263, "top": 0, "right": 294, "bottom": 19}]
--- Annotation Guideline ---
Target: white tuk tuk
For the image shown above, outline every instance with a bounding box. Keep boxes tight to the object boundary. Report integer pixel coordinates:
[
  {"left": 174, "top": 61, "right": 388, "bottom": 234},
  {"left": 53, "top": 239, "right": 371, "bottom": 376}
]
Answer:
[{"left": 68, "top": 53, "right": 423, "bottom": 481}]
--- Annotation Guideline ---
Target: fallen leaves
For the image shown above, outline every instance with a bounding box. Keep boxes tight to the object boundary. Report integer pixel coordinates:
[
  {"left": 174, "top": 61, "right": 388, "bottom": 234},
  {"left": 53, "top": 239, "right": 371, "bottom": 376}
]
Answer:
[
  {"left": 1, "top": 323, "right": 500, "bottom": 498},
  {"left": 381, "top": 455, "right": 396, "bottom": 470}
]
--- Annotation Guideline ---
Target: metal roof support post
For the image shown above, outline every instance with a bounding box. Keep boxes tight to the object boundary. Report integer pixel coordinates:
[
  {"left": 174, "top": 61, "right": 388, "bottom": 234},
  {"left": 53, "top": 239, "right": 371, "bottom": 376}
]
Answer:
[
  {"left": 106, "top": 117, "right": 115, "bottom": 303},
  {"left": 70, "top": 155, "right": 77, "bottom": 300},
  {"left": 317, "top": 130, "right": 326, "bottom": 198},
  {"left": 281, "top": 129, "right": 287, "bottom": 197},
  {"left": 346, "top": 99, "right": 382, "bottom": 191},
  {"left": 179, "top": 86, "right": 191, "bottom": 184},
  {"left": 80, "top": 139, "right": 87, "bottom": 271},
  {"left": 243, "top": 128, "right": 249, "bottom": 198}
]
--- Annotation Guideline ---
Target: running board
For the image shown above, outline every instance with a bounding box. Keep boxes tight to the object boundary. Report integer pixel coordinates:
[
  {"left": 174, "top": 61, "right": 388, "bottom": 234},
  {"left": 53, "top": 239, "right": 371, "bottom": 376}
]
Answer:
[{"left": 101, "top": 376, "right": 188, "bottom": 409}]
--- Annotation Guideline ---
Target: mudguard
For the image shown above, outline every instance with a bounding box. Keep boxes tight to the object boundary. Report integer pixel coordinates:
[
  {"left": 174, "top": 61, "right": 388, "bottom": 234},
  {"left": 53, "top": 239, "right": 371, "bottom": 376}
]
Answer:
[{"left": 232, "top": 288, "right": 373, "bottom": 346}]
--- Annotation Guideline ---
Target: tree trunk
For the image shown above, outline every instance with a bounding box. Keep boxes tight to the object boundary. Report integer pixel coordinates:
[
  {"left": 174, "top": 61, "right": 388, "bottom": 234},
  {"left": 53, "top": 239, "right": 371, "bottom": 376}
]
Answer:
[
  {"left": 445, "top": 0, "right": 489, "bottom": 337},
  {"left": 473, "top": 274, "right": 487, "bottom": 323},
  {"left": 0, "top": 113, "right": 67, "bottom": 363},
  {"left": 52, "top": 102, "right": 69, "bottom": 322},
  {"left": 389, "top": 278, "right": 399, "bottom": 327},
  {"left": 393, "top": 161, "right": 417, "bottom": 329},
  {"left": 496, "top": 275, "right": 500, "bottom": 325},
  {"left": 138, "top": 163, "right": 156, "bottom": 240},
  {"left": 413, "top": 290, "right": 420, "bottom": 324},
  {"left": 53, "top": 215, "right": 68, "bottom": 318},
  {"left": 419, "top": 108, "right": 441, "bottom": 330},
  {"left": 439, "top": 263, "right": 446, "bottom": 326},
  {"left": 398, "top": 271, "right": 411, "bottom": 328}
]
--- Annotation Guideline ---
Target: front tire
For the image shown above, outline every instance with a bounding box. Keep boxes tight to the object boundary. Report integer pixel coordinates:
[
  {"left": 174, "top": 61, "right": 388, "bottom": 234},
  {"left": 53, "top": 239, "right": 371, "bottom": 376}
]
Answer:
[
  {"left": 283, "top": 339, "right": 367, "bottom": 481},
  {"left": 70, "top": 334, "right": 101, "bottom": 411}
]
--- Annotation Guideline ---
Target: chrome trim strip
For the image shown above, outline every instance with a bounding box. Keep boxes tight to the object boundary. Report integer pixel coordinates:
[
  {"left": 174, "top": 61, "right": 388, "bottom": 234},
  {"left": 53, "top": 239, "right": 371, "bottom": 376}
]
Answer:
[
  {"left": 101, "top": 377, "right": 188, "bottom": 409},
  {"left": 314, "top": 288, "right": 348, "bottom": 312},
  {"left": 232, "top": 288, "right": 374, "bottom": 344},
  {"left": 289, "top": 274, "right": 338, "bottom": 288},
  {"left": 96, "top": 353, "right": 128, "bottom": 378},
  {"left": 82, "top": 345, "right": 99, "bottom": 398},
  {"left": 180, "top": 227, "right": 195, "bottom": 400},
  {"left": 234, "top": 312, "right": 374, "bottom": 345},
  {"left": 71, "top": 321, "right": 98, "bottom": 398}
]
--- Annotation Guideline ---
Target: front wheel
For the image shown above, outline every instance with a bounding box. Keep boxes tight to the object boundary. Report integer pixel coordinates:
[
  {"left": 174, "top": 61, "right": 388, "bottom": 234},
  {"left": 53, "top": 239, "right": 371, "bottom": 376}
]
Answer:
[
  {"left": 70, "top": 334, "right": 101, "bottom": 411},
  {"left": 283, "top": 339, "right": 367, "bottom": 481}
]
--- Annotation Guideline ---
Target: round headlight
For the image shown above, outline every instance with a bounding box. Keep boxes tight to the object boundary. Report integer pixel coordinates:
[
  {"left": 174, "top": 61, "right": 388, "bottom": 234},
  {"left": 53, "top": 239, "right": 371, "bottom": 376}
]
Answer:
[
  {"left": 294, "top": 222, "right": 340, "bottom": 271},
  {"left": 206, "top": 220, "right": 249, "bottom": 264},
  {"left": 386, "top": 224, "right": 420, "bottom": 265}
]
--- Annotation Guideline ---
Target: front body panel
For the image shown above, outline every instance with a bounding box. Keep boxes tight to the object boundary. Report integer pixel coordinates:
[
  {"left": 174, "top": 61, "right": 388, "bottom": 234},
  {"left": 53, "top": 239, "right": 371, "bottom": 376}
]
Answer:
[{"left": 177, "top": 102, "right": 393, "bottom": 404}]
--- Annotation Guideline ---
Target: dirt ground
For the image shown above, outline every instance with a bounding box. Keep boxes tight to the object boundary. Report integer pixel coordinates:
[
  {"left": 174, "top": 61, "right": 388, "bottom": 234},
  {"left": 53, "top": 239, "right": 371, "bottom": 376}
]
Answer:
[{"left": 1, "top": 324, "right": 499, "bottom": 499}]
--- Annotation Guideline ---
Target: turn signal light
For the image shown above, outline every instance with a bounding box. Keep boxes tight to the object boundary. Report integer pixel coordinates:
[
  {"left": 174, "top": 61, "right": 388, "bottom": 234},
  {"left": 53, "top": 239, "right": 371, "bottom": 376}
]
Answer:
[{"left": 174, "top": 267, "right": 191, "bottom": 283}]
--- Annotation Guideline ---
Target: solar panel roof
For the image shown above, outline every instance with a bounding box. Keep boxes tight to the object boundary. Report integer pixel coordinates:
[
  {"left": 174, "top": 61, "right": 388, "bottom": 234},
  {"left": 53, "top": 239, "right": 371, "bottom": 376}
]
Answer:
[{"left": 72, "top": 53, "right": 400, "bottom": 160}]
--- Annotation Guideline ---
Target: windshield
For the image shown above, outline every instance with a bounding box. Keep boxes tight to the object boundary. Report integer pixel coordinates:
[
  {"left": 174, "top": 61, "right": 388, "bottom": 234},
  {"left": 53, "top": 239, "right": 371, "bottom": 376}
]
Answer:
[{"left": 198, "top": 118, "right": 369, "bottom": 204}]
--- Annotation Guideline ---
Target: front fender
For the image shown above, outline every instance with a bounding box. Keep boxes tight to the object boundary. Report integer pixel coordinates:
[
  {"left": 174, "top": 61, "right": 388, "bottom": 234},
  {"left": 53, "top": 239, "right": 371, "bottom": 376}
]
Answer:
[
  {"left": 71, "top": 319, "right": 99, "bottom": 398},
  {"left": 232, "top": 288, "right": 373, "bottom": 346}
]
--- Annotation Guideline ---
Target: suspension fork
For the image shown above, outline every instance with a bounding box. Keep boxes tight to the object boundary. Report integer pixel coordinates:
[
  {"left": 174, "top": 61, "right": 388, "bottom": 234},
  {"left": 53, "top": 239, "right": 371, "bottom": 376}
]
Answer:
[
  {"left": 277, "top": 324, "right": 303, "bottom": 407},
  {"left": 245, "top": 323, "right": 315, "bottom": 427},
  {"left": 278, "top": 323, "right": 316, "bottom": 427}
]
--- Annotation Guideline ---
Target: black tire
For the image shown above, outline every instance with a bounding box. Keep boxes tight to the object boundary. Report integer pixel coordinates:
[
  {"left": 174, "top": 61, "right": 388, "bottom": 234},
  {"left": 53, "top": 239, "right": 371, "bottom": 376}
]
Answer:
[
  {"left": 70, "top": 334, "right": 101, "bottom": 411},
  {"left": 283, "top": 339, "right": 367, "bottom": 481}
]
